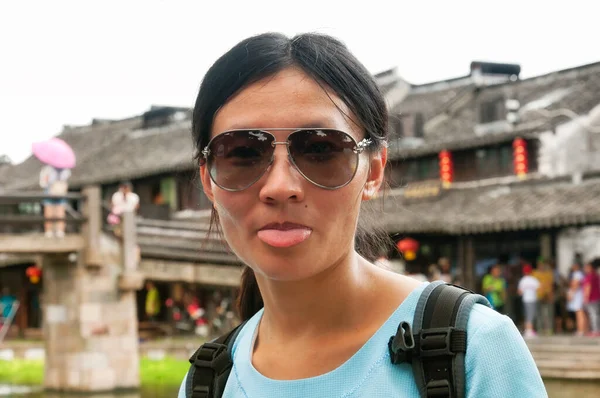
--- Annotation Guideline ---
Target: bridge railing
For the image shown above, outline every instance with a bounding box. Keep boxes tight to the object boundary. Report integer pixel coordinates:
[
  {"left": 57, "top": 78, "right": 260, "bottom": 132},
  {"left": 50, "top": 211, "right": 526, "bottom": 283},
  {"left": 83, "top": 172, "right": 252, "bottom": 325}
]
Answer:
[
  {"left": 0, "top": 186, "right": 105, "bottom": 266},
  {"left": 0, "top": 191, "right": 87, "bottom": 234}
]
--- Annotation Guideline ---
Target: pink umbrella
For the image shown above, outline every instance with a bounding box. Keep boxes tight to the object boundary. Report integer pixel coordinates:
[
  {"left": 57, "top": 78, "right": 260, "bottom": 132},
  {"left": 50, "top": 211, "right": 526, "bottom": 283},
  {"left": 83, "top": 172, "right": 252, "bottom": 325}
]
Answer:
[{"left": 32, "top": 138, "right": 76, "bottom": 169}]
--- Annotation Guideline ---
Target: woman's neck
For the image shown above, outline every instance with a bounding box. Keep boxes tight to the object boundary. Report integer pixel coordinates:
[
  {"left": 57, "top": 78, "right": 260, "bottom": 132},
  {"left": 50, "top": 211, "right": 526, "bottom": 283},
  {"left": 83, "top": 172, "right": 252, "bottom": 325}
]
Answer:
[{"left": 255, "top": 251, "right": 384, "bottom": 342}]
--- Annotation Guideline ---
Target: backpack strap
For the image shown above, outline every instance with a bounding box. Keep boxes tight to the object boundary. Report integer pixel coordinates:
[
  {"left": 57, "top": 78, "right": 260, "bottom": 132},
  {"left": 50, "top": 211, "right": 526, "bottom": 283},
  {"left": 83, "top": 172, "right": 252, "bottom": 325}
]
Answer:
[
  {"left": 186, "top": 321, "right": 247, "bottom": 398},
  {"left": 389, "top": 281, "right": 491, "bottom": 398}
]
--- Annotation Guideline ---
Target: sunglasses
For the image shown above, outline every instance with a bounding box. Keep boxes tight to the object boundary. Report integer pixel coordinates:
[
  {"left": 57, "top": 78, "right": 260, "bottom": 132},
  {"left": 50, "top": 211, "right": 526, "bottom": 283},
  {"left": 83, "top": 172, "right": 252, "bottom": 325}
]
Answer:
[{"left": 201, "top": 128, "right": 373, "bottom": 191}]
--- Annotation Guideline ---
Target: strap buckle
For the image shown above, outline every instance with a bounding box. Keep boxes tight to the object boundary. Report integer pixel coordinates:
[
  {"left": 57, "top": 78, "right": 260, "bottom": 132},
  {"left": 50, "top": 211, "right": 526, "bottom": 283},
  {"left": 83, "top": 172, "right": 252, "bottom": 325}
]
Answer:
[
  {"left": 194, "top": 342, "right": 228, "bottom": 368},
  {"left": 425, "top": 379, "right": 452, "bottom": 397},
  {"left": 418, "top": 327, "right": 455, "bottom": 359},
  {"left": 388, "top": 321, "right": 415, "bottom": 364}
]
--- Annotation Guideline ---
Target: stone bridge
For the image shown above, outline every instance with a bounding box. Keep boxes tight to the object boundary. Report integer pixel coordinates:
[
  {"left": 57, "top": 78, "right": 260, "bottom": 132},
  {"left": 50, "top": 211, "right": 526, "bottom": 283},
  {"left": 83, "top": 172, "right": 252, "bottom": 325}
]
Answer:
[{"left": 0, "top": 186, "right": 241, "bottom": 393}]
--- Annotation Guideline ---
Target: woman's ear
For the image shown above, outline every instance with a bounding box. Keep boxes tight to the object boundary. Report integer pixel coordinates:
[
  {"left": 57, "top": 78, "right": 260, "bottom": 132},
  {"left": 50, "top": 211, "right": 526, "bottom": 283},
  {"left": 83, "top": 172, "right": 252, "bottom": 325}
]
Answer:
[
  {"left": 199, "top": 164, "right": 215, "bottom": 203},
  {"left": 362, "top": 146, "right": 387, "bottom": 201}
]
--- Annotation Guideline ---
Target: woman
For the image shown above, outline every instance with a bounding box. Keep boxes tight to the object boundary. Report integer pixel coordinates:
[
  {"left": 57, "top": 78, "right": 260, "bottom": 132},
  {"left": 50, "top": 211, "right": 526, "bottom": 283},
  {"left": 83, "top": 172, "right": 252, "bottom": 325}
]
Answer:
[
  {"left": 567, "top": 262, "right": 587, "bottom": 336},
  {"left": 179, "top": 32, "right": 546, "bottom": 397},
  {"left": 39, "top": 164, "right": 71, "bottom": 238}
]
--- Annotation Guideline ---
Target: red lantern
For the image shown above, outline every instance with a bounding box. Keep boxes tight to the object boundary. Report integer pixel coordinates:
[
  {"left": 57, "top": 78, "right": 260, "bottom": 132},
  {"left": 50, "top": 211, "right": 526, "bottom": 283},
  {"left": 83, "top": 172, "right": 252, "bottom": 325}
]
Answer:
[
  {"left": 438, "top": 150, "right": 454, "bottom": 188},
  {"left": 26, "top": 265, "right": 42, "bottom": 284},
  {"left": 396, "top": 238, "right": 420, "bottom": 261},
  {"left": 512, "top": 138, "right": 528, "bottom": 179}
]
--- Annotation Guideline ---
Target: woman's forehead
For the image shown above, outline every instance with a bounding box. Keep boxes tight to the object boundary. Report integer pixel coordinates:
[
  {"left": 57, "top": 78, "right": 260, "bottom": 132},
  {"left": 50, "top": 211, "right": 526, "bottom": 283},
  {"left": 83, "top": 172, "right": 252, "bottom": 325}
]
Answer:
[{"left": 211, "top": 68, "right": 359, "bottom": 137}]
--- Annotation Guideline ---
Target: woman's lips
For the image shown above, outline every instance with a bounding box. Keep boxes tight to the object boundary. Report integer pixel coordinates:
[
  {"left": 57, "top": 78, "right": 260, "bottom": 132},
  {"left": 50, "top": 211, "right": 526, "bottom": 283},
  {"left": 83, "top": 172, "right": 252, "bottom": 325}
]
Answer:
[{"left": 257, "top": 222, "right": 312, "bottom": 248}]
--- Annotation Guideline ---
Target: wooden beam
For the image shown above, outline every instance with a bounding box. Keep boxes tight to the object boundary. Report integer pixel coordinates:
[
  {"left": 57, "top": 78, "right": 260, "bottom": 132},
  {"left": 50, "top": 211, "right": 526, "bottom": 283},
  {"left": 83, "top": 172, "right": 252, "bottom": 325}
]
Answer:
[
  {"left": 140, "top": 245, "right": 240, "bottom": 264},
  {"left": 0, "top": 253, "right": 38, "bottom": 267},
  {"left": 139, "top": 258, "right": 242, "bottom": 287},
  {"left": 137, "top": 218, "right": 211, "bottom": 232},
  {"left": 136, "top": 236, "right": 230, "bottom": 254},
  {"left": 0, "top": 215, "right": 86, "bottom": 224},
  {"left": 0, "top": 234, "right": 85, "bottom": 253},
  {"left": 0, "top": 192, "right": 84, "bottom": 202}
]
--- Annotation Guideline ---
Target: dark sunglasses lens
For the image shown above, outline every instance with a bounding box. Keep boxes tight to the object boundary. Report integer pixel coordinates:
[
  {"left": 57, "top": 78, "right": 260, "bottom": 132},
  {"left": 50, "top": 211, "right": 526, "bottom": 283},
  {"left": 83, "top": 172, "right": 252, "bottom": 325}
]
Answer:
[
  {"left": 288, "top": 130, "right": 359, "bottom": 188},
  {"left": 206, "top": 130, "right": 274, "bottom": 190}
]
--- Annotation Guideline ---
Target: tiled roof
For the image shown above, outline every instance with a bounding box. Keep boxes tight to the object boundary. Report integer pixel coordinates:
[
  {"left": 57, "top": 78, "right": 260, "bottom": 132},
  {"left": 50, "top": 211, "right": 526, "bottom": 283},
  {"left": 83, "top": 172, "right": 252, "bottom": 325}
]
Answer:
[
  {"left": 3, "top": 63, "right": 599, "bottom": 189},
  {"left": 368, "top": 175, "right": 600, "bottom": 234},
  {"left": 390, "top": 62, "right": 600, "bottom": 159},
  {"left": 136, "top": 216, "right": 241, "bottom": 265},
  {"left": 65, "top": 122, "right": 195, "bottom": 188}
]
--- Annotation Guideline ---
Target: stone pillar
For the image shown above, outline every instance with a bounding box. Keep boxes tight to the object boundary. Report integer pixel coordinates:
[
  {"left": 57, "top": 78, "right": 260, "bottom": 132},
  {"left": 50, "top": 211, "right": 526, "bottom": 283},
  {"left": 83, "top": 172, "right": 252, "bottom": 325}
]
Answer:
[
  {"left": 43, "top": 191, "right": 142, "bottom": 392},
  {"left": 540, "top": 233, "right": 552, "bottom": 261},
  {"left": 81, "top": 185, "right": 102, "bottom": 267},
  {"left": 461, "top": 237, "right": 476, "bottom": 291}
]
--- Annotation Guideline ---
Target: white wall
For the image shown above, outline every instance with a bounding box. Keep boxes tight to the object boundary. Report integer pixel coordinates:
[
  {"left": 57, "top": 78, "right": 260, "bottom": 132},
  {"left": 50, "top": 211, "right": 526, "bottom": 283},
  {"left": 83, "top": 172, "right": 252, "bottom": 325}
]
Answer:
[
  {"left": 537, "top": 118, "right": 587, "bottom": 178},
  {"left": 557, "top": 226, "right": 600, "bottom": 276},
  {"left": 537, "top": 103, "right": 600, "bottom": 178}
]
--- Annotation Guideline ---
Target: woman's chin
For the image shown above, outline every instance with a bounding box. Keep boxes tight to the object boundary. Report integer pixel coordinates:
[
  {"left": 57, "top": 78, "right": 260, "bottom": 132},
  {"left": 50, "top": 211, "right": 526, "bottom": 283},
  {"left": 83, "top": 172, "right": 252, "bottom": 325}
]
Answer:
[{"left": 250, "top": 257, "right": 322, "bottom": 283}]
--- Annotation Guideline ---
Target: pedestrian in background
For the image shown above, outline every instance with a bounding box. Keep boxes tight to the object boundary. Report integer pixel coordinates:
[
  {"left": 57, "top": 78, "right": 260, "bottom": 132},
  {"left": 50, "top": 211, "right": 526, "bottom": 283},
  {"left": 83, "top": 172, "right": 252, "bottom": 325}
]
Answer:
[
  {"left": 582, "top": 259, "right": 600, "bottom": 336},
  {"left": 518, "top": 264, "right": 540, "bottom": 338}
]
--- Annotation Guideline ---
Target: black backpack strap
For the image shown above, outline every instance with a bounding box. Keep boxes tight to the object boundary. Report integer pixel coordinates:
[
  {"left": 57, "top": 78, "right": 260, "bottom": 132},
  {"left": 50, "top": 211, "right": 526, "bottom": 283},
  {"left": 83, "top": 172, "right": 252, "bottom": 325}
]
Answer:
[
  {"left": 186, "top": 321, "right": 247, "bottom": 398},
  {"left": 389, "top": 281, "right": 491, "bottom": 398}
]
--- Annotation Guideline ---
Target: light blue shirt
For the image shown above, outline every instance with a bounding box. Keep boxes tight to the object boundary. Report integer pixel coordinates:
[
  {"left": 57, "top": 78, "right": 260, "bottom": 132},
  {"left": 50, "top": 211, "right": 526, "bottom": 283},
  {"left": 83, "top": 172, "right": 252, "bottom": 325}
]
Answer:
[{"left": 179, "top": 282, "right": 547, "bottom": 397}]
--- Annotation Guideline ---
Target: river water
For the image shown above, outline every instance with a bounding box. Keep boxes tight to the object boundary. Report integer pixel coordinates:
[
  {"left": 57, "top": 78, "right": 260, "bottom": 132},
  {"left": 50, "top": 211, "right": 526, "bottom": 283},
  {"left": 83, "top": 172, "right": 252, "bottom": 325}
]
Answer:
[{"left": 2, "top": 379, "right": 599, "bottom": 397}]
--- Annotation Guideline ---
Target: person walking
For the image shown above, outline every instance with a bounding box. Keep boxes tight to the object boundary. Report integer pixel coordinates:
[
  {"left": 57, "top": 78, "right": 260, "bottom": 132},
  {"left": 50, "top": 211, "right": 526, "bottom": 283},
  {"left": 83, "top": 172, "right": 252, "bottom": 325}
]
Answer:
[
  {"left": 567, "top": 263, "right": 587, "bottom": 336},
  {"left": 518, "top": 265, "right": 541, "bottom": 338}
]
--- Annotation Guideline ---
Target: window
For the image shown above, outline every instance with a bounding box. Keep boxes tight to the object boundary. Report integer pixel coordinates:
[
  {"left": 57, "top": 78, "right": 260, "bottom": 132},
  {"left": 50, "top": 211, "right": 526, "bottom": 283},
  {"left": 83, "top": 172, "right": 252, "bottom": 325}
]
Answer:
[
  {"left": 392, "top": 117, "right": 404, "bottom": 138},
  {"left": 479, "top": 98, "right": 505, "bottom": 123},
  {"left": 474, "top": 145, "right": 513, "bottom": 178},
  {"left": 393, "top": 112, "right": 425, "bottom": 138},
  {"left": 392, "top": 156, "right": 439, "bottom": 185},
  {"left": 414, "top": 113, "right": 424, "bottom": 138}
]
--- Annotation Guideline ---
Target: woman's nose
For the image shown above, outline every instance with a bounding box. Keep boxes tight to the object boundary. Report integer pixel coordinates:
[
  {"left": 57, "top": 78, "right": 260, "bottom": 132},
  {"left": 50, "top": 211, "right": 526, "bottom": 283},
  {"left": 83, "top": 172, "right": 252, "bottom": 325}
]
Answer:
[{"left": 258, "top": 145, "right": 305, "bottom": 204}]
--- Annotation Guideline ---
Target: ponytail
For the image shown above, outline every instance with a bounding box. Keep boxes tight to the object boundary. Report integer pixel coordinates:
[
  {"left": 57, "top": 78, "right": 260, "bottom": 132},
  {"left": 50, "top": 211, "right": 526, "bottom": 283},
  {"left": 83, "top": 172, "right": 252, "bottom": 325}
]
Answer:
[
  {"left": 208, "top": 207, "right": 263, "bottom": 322},
  {"left": 236, "top": 266, "right": 264, "bottom": 321}
]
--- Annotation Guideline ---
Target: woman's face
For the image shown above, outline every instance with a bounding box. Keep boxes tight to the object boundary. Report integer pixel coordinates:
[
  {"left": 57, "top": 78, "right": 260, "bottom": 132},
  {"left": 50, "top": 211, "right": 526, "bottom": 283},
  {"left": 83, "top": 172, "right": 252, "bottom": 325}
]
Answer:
[{"left": 200, "top": 67, "right": 386, "bottom": 282}]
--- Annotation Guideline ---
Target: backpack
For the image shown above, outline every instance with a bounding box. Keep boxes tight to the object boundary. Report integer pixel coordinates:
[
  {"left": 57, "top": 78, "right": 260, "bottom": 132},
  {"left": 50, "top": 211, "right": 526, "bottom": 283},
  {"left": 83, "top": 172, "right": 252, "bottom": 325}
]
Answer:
[{"left": 186, "top": 282, "right": 491, "bottom": 398}]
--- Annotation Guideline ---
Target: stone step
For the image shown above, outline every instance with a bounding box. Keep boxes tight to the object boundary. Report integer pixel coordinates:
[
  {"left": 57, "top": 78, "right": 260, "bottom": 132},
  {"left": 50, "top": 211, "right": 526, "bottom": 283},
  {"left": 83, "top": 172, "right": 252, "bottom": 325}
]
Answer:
[
  {"left": 534, "top": 358, "right": 600, "bottom": 369},
  {"left": 526, "top": 339, "right": 600, "bottom": 353},
  {"left": 532, "top": 354, "right": 600, "bottom": 365},
  {"left": 537, "top": 368, "right": 600, "bottom": 379},
  {"left": 527, "top": 345, "right": 600, "bottom": 354},
  {"left": 526, "top": 336, "right": 600, "bottom": 346}
]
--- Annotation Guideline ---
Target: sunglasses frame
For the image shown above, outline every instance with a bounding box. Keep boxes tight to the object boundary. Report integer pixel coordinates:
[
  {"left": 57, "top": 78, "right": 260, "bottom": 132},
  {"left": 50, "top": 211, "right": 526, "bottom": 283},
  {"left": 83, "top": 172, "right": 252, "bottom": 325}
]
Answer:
[{"left": 201, "top": 128, "right": 373, "bottom": 191}]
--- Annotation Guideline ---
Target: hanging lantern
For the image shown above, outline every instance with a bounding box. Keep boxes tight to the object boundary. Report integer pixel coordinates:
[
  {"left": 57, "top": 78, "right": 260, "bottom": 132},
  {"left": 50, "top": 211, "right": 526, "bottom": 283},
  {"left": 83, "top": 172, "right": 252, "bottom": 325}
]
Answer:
[
  {"left": 396, "top": 238, "right": 420, "bottom": 261},
  {"left": 438, "top": 150, "right": 454, "bottom": 188},
  {"left": 26, "top": 265, "right": 42, "bottom": 284},
  {"left": 512, "top": 138, "right": 528, "bottom": 179}
]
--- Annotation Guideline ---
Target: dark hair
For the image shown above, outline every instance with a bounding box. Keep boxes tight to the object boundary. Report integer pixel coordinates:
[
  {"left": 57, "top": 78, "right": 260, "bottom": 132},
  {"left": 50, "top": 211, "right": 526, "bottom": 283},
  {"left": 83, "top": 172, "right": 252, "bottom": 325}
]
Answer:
[{"left": 192, "top": 32, "right": 390, "bottom": 321}]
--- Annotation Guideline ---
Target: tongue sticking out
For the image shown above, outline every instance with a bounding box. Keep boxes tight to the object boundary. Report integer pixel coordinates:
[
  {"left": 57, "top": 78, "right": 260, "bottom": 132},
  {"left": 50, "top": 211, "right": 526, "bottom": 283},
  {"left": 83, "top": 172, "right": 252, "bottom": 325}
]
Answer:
[{"left": 257, "top": 228, "right": 312, "bottom": 248}]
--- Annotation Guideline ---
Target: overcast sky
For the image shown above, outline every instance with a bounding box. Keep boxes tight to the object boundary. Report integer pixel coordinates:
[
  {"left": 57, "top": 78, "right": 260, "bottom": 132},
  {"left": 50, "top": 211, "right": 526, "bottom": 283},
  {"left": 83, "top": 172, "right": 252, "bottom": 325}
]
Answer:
[{"left": 1, "top": 0, "right": 598, "bottom": 164}]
